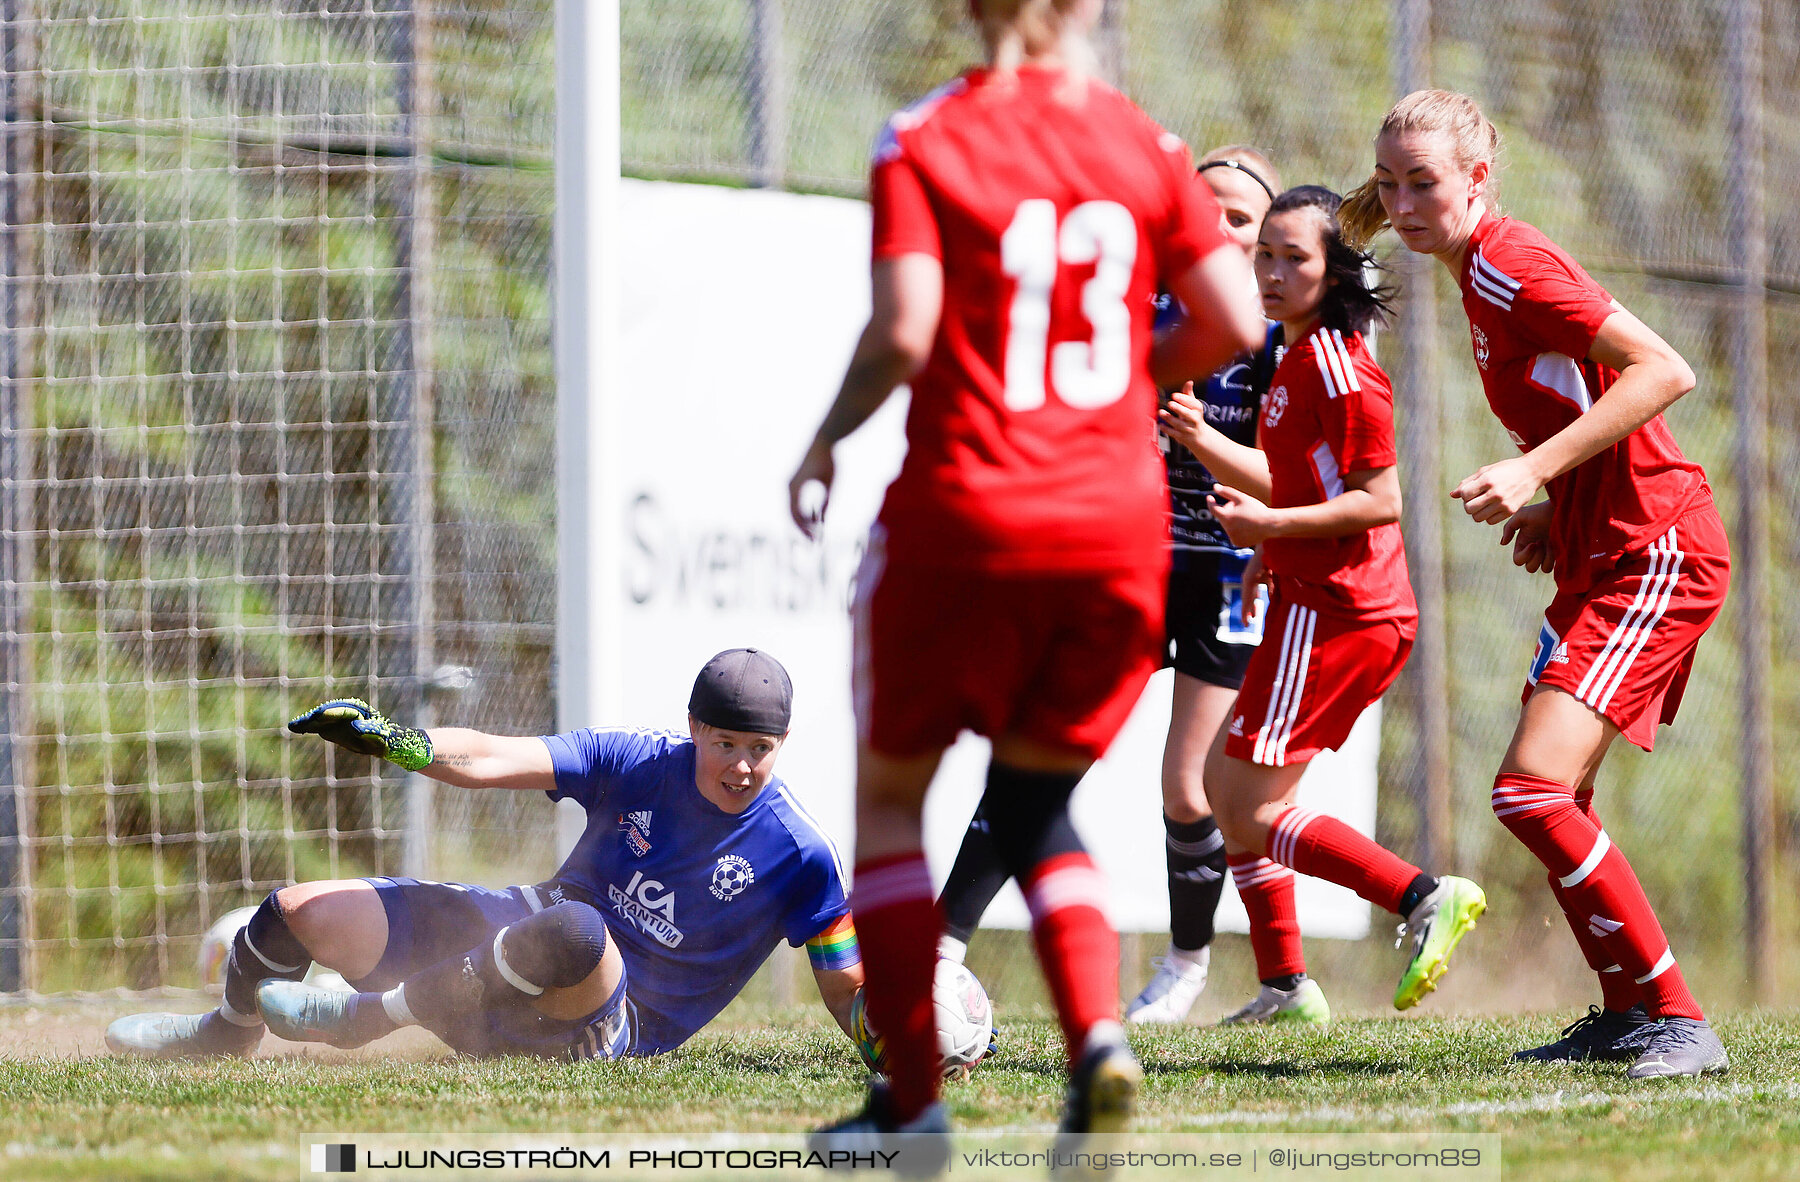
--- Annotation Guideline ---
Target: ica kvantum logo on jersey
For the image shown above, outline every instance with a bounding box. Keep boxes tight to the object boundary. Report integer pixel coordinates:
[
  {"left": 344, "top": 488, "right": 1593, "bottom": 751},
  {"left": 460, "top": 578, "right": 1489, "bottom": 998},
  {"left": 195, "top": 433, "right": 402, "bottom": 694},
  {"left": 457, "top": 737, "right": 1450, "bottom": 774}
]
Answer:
[
  {"left": 1472, "top": 325, "right": 1490, "bottom": 370},
  {"left": 618, "top": 810, "right": 653, "bottom": 857},
  {"left": 710, "top": 855, "right": 755, "bottom": 901},
  {"left": 609, "top": 870, "right": 683, "bottom": 947}
]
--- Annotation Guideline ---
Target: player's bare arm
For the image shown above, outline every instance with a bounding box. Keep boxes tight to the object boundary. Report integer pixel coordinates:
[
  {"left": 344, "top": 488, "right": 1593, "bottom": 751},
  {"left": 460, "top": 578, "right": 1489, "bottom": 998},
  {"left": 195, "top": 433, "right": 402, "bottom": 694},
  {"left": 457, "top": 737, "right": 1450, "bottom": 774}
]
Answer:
[
  {"left": 286, "top": 700, "right": 554, "bottom": 791},
  {"left": 1451, "top": 309, "right": 1694, "bottom": 525},
  {"left": 789, "top": 253, "right": 944, "bottom": 539},
  {"left": 1151, "top": 243, "right": 1265, "bottom": 388},
  {"left": 813, "top": 967, "right": 864, "bottom": 1038},
  {"left": 1160, "top": 381, "right": 1273, "bottom": 501},
  {"left": 1212, "top": 465, "right": 1402, "bottom": 548},
  {"left": 421, "top": 728, "right": 557, "bottom": 791}
]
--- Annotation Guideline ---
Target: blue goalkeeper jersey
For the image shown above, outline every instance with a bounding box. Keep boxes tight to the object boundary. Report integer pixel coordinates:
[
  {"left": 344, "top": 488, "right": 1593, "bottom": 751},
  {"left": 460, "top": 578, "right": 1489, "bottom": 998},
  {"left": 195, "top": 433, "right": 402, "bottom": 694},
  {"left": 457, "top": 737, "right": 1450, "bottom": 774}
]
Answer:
[{"left": 539, "top": 727, "right": 849, "bottom": 1055}]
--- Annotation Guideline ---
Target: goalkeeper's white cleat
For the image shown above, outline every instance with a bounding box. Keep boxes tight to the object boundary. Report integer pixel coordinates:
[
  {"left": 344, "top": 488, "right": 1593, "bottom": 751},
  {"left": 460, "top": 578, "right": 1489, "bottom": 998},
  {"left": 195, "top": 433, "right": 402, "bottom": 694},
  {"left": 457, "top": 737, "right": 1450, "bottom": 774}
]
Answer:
[
  {"left": 257, "top": 979, "right": 386, "bottom": 1049},
  {"left": 1125, "top": 945, "right": 1209, "bottom": 1024},
  {"left": 104, "top": 1009, "right": 261, "bottom": 1059}
]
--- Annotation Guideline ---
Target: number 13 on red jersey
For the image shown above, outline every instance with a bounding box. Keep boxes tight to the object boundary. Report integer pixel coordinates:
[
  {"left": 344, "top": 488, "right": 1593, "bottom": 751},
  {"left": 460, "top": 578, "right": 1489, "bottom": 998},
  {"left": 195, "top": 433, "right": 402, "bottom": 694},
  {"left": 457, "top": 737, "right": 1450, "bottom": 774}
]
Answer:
[{"left": 999, "top": 199, "right": 1138, "bottom": 411}]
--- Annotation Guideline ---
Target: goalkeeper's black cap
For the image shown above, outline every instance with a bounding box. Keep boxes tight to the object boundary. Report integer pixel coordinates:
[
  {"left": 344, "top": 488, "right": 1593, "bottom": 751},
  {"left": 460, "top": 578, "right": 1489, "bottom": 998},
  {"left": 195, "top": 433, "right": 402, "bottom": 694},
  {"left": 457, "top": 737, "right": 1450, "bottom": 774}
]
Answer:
[{"left": 688, "top": 648, "right": 793, "bottom": 735}]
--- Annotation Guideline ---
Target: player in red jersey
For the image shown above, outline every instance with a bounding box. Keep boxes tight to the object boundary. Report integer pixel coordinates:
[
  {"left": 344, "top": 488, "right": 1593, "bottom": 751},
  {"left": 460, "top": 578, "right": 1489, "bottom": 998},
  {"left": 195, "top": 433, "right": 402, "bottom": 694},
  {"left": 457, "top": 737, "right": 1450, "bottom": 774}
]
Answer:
[
  {"left": 1162, "top": 185, "right": 1487, "bottom": 1025},
  {"left": 929, "top": 144, "right": 1286, "bottom": 1029},
  {"left": 1342, "top": 89, "right": 1730, "bottom": 1078},
  {"left": 786, "top": 0, "right": 1262, "bottom": 1159}
]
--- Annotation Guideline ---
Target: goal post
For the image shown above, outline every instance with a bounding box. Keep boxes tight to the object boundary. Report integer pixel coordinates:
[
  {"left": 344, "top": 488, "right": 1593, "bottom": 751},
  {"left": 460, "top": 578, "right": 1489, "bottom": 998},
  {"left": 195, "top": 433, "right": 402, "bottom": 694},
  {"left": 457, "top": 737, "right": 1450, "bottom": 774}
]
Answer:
[{"left": 552, "top": 0, "right": 623, "bottom": 860}]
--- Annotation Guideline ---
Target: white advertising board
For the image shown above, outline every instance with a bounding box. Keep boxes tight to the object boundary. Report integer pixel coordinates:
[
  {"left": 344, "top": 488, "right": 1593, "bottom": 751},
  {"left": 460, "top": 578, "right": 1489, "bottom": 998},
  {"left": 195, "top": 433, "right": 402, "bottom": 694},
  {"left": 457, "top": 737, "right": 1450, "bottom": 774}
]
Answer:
[{"left": 610, "top": 178, "right": 1377, "bottom": 938}]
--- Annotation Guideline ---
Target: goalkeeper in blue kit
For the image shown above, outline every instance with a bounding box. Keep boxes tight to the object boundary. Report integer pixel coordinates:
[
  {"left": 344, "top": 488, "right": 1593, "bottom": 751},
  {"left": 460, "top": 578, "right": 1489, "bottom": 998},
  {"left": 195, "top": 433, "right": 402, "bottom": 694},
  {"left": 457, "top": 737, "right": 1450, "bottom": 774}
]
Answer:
[{"left": 105, "top": 649, "right": 867, "bottom": 1062}]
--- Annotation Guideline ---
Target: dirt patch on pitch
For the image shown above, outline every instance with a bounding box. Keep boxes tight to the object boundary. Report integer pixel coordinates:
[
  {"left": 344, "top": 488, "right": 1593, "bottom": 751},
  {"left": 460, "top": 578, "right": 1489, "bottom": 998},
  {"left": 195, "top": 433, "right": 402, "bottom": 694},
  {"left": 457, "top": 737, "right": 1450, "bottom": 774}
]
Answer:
[{"left": 0, "top": 999, "right": 449, "bottom": 1060}]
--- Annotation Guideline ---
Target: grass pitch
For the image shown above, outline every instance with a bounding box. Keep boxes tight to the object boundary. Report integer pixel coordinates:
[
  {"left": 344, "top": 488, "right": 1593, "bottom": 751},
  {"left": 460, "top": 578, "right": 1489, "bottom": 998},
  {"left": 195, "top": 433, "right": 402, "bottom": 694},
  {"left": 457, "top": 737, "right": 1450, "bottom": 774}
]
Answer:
[{"left": 1, "top": 1001, "right": 1798, "bottom": 1181}]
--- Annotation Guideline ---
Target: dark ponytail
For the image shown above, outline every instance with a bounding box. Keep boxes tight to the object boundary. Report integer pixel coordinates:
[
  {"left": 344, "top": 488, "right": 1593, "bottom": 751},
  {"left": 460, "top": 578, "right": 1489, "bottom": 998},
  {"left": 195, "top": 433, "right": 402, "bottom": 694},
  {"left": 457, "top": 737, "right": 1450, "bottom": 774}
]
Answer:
[{"left": 1266, "top": 185, "right": 1395, "bottom": 336}]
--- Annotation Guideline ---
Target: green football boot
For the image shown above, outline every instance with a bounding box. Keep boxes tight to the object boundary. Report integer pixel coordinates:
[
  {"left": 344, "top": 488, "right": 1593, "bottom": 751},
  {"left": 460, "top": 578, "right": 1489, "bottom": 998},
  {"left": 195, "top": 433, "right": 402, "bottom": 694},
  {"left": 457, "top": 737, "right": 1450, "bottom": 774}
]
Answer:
[
  {"left": 1219, "top": 977, "right": 1331, "bottom": 1026},
  {"left": 1394, "top": 875, "right": 1486, "bottom": 1010}
]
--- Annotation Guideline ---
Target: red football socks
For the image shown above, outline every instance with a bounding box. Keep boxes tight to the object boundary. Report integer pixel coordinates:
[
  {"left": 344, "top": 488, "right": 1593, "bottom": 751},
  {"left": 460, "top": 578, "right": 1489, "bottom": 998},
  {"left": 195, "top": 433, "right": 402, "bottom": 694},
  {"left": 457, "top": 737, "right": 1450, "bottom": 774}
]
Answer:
[
  {"left": 1492, "top": 772, "right": 1700, "bottom": 1020},
  {"left": 1227, "top": 853, "right": 1305, "bottom": 979},
  {"left": 851, "top": 852, "right": 941, "bottom": 1122},
  {"left": 1547, "top": 871, "right": 1644, "bottom": 1012},
  {"left": 1021, "top": 851, "right": 1119, "bottom": 1069},
  {"left": 1266, "top": 805, "right": 1420, "bottom": 915},
  {"left": 1547, "top": 785, "right": 1644, "bottom": 1011}
]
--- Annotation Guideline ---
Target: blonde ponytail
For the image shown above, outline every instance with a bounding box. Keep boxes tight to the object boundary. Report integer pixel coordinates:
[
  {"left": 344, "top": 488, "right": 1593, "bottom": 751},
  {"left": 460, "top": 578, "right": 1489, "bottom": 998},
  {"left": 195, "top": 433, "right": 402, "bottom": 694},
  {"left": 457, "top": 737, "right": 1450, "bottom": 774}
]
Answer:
[{"left": 1340, "top": 175, "right": 1390, "bottom": 250}]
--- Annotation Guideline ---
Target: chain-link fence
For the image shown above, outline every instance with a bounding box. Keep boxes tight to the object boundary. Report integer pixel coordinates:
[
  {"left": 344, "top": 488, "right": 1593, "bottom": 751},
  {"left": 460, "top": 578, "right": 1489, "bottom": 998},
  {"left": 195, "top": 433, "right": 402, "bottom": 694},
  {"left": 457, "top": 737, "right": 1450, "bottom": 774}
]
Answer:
[
  {"left": 0, "top": 0, "right": 557, "bottom": 993},
  {"left": 0, "top": 0, "right": 1791, "bottom": 1000}
]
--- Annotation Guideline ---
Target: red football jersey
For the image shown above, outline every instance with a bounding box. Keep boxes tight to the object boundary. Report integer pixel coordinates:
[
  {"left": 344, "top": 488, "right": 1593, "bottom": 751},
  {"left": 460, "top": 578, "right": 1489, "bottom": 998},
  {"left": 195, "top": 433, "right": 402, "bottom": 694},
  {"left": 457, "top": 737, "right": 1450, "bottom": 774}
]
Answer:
[
  {"left": 1459, "top": 213, "right": 1709, "bottom": 593},
  {"left": 868, "top": 65, "right": 1231, "bottom": 572},
  {"left": 1258, "top": 326, "right": 1417, "bottom": 626}
]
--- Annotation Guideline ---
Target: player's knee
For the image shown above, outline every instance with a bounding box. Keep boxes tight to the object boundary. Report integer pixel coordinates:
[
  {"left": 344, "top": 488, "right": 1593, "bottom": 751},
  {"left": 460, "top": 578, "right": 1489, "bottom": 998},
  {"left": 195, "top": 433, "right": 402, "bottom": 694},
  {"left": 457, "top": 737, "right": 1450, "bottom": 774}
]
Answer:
[
  {"left": 273, "top": 883, "right": 351, "bottom": 953},
  {"left": 499, "top": 902, "right": 609, "bottom": 990},
  {"left": 270, "top": 886, "right": 317, "bottom": 944},
  {"left": 978, "top": 763, "right": 1084, "bottom": 879},
  {"left": 1248, "top": 799, "right": 1293, "bottom": 834},
  {"left": 1161, "top": 779, "right": 1212, "bottom": 825},
  {"left": 1205, "top": 788, "right": 1257, "bottom": 846},
  {"left": 232, "top": 889, "right": 311, "bottom": 986},
  {"left": 1490, "top": 772, "right": 1576, "bottom": 833}
]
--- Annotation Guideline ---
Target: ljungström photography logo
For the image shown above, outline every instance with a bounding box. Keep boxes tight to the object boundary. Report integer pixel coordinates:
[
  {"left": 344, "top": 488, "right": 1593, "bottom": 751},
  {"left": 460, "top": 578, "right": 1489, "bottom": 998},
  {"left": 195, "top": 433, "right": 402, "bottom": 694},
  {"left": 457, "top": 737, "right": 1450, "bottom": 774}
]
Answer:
[{"left": 312, "top": 1143, "right": 356, "bottom": 1173}]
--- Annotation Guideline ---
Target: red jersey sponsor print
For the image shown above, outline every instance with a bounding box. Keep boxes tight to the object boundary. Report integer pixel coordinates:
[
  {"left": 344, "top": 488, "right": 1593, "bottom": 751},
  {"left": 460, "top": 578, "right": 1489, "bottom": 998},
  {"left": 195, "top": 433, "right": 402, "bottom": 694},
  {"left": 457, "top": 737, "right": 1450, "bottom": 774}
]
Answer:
[
  {"left": 1257, "top": 325, "right": 1417, "bottom": 627},
  {"left": 869, "top": 65, "right": 1232, "bottom": 573},
  {"left": 1459, "top": 213, "right": 1709, "bottom": 593}
]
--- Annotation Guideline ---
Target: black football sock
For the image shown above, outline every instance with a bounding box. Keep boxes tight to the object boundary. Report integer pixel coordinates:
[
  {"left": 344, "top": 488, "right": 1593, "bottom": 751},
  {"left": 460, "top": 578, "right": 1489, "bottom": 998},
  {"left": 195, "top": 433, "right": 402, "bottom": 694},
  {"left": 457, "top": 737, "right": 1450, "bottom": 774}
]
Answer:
[
  {"left": 191, "top": 1009, "right": 265, "bottom": 1050},
  {"left": 978, "top": 764, "right": 1085, "bottom": 879},
  {"left": 937, "top": 803, "right": 1012, "bottom": 949},
  {"left": 1163, "top": 813, "right": 1227, "bottom": 953},
  {"left": 1398, "top": 873, "right": 1440, "bottom": 919},
  {"left": 1262, "top": 973, "right": 1307, "bottom": 992},
  {"left": 222, "top": 891, "right": 312, "bottom": 1027}
]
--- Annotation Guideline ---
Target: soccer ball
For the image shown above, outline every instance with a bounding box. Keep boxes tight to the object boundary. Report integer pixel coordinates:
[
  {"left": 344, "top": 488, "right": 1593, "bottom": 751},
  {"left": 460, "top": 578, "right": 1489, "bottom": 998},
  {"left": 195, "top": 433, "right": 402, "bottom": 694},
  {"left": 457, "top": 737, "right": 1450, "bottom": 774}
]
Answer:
[
  {"left": 196, "top": 906, "right": 259, "bottom": 990},
  {"left": 195, "top": 903, "right": 352, "bottom": 992},
  {"left": 932, "top": 958, "right": 995, "bottom": 1079},
  {"left": 850, "top": 958, "right": 995, "bottom": 1081}
]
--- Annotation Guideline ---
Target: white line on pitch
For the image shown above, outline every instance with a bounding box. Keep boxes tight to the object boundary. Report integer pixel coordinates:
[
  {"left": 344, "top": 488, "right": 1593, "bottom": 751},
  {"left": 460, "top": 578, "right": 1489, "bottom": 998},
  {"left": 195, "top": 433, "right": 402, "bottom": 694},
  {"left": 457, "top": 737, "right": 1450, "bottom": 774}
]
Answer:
[{"left": 1170, "top": 1079, "right": 1800, "bottom": 1127}]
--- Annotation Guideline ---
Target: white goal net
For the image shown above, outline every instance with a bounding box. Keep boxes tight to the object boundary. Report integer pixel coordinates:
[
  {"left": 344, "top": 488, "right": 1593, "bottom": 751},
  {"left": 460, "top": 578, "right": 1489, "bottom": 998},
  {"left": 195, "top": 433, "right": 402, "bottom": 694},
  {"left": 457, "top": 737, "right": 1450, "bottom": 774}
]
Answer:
[{"left": 0, "top": 0, "right": 559, "bottom": 995}]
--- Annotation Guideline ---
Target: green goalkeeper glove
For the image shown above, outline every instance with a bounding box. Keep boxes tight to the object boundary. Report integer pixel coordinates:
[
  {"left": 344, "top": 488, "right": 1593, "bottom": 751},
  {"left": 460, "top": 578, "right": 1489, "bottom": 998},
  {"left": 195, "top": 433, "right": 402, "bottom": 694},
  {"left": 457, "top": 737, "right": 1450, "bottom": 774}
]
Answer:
[{"left": 287, "top": 698, "right": 434, "bottom": 772}]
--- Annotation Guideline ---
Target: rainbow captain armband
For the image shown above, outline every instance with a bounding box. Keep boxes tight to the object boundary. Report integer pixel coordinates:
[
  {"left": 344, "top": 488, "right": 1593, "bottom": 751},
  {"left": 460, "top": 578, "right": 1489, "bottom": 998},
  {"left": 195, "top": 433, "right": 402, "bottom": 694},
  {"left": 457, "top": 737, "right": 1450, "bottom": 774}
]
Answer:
[{"left": 806, "top": 913, "right": 861, "bottom": 973}]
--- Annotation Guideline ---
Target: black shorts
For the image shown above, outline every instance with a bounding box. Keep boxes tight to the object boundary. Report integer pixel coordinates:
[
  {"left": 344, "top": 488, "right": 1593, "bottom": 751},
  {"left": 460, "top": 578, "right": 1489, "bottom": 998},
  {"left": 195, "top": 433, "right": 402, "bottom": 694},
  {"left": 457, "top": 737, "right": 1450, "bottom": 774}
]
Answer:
[
  {"left": 354, "top": 877, "right": 637, "bottom": 1060},
  {"left": 1165, "top": 552, "right": 1264, "bottom": 690}
]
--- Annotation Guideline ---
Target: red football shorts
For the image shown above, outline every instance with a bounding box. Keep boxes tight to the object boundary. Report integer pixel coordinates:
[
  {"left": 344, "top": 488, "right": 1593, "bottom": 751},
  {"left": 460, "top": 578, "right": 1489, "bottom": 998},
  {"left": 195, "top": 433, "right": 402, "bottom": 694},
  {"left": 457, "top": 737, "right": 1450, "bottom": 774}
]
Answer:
[
  {"left": 1524, "top": 501, "right": 1729, "bottom": 751},
  {"left": 1223, "top": 598, "right": 1412, "bottom": 768},
  {"left": 851, "top": 531, "right": 1165, "bottom": 761}
]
